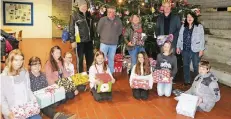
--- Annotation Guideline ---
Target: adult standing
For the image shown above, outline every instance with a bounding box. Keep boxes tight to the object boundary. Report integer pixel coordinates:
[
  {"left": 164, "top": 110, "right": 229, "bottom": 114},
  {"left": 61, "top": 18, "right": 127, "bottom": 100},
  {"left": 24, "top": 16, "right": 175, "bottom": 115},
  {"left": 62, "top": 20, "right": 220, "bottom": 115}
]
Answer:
[
  {"left": 176, "top": 12, "right": 205, "bottom": 85},
  {"left": 70, "top": 0, "right": 94, "bottom": 73},
  {"left": 124, "top": 14, "right": 145, "bottom": 69},
  {"left": 97, "top": 6, "right": 123, "bottom": 73},
  {"left": 155, "top": 1, "right": 181, "bottom": 49}
]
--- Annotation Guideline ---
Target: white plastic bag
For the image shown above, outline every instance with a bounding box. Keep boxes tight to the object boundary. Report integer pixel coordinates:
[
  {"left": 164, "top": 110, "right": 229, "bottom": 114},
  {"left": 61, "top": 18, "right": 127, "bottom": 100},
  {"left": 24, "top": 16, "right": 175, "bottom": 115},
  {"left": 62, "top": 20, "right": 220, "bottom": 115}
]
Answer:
[{"left": 176, "top": 93, "right": 199, "bottom": 118}]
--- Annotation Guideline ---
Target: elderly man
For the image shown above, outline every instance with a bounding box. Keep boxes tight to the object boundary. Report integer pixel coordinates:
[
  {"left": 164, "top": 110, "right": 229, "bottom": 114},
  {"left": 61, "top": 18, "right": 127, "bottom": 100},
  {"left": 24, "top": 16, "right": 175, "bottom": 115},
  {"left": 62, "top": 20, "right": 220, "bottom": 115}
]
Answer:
[
  {"left": 70, "top": 0, "right": 94, "bottom": 73},
  {"left": 97, "top": 6, "right": 123, "bottom": 73}
]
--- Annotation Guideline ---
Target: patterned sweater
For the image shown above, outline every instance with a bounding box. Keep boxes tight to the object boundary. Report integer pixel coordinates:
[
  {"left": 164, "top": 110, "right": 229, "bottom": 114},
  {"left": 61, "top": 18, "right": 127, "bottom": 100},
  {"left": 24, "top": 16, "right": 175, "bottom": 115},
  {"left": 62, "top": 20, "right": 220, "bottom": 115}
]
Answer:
[{"left": 29, "top": 72, "right": 48, "bottom": 92}]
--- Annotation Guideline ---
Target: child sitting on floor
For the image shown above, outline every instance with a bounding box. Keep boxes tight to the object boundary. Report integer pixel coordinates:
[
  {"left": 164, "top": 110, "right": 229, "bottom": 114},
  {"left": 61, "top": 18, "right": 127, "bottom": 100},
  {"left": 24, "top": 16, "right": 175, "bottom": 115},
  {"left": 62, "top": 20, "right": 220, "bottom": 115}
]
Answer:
[
  {"left": 28, "top": 56, "right": 76, "bottom": 119},
  {"left": 129, "top": 51, "right": 153, "bottom": 100},
  {"left": 176, "top": 60, "right": 221, "bottom": 112},
  {"left": 89, "top": 51, "right": 115, "bottom": 101},
  {"left": 63, "top": 52, "right": 75, "bottom": 76}
]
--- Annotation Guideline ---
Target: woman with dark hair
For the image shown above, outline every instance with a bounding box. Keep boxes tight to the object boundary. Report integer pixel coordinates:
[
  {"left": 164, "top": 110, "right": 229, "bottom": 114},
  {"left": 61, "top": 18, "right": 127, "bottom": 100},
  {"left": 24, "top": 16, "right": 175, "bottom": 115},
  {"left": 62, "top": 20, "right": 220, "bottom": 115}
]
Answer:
[
  {"left": 45, "top": 46, "right": 68, "bottom": 85},
  {"left": 45, "top": 46, "right": 76, "bottom": 103},
  {"left": 176, "top": 12, "right": 205, "bottom": 85}
]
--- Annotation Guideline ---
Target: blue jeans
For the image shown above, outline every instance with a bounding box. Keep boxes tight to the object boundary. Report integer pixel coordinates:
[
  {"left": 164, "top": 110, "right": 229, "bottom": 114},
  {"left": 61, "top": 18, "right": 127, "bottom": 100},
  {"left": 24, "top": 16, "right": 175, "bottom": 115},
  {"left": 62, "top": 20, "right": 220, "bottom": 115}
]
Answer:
[
  {"left": 100, "top": 43, "right": 117, "bottom": 73},
  {"left": 128, "top": 46, "right": 145, "bottom": 69},
  {"left": 157, "top": 82, "right": 172, "bottom": 97},
  {"left": 182, "top": 50, "right": 200, "bottom": 83},
  {"left": 27, "top": 114, "right": 42, "bottom": 119}
]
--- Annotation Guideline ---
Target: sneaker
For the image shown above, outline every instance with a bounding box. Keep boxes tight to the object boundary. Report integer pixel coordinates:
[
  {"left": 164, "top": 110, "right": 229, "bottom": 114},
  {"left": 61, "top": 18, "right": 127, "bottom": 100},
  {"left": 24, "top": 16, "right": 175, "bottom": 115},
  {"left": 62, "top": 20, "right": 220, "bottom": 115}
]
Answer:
[{"left": 53, "top": 112, "right": 76, "bottom": 119}]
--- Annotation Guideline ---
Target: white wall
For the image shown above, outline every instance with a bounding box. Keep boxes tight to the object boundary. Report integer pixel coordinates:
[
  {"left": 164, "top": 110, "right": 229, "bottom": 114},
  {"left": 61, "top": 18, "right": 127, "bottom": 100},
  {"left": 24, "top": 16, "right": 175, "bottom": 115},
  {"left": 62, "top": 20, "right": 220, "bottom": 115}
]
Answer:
[{"left": 1, "top": 0, "right": 52, "bottom": 38}]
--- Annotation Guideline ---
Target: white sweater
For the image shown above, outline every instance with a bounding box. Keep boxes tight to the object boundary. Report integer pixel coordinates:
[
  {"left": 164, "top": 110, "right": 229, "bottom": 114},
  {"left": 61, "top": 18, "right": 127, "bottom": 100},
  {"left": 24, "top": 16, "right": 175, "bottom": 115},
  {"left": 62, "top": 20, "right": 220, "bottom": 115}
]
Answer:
[
  {"left": 89, "top": 64, "right": 113, "bottom": 89},
  {"left": 129, "top": 65, "right": 154, "bottom": 89}
]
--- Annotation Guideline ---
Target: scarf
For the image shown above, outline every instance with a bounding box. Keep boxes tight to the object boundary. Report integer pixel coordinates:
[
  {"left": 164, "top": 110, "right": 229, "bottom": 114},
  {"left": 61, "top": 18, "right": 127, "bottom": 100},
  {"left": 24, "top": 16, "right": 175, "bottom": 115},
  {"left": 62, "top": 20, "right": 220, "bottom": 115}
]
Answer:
[{"left": 131, "top": 24, "right": 144, "bottom": 46}]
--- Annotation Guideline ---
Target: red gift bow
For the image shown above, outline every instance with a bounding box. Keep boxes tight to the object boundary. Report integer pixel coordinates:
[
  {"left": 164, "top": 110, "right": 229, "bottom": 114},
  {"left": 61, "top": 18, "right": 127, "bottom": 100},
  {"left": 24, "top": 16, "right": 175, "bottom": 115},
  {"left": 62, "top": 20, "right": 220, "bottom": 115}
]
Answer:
[{"left": 45, "top": 86, "right": 57, "bottom": 103}]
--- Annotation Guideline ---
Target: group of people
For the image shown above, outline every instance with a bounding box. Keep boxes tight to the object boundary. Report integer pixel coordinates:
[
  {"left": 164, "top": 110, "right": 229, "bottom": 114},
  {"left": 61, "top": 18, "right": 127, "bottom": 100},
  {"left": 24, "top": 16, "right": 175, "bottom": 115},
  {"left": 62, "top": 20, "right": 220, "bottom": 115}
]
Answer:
[{"left": 0, "top": 0, "right": 221, "bottom": 119}]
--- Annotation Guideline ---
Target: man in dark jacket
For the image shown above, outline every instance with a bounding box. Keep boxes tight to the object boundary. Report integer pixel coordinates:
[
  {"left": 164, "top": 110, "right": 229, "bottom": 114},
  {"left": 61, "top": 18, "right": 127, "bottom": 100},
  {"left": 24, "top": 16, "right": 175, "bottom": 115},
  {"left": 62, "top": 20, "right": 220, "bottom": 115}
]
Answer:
[
  {"left": 155, "top": 1, "right": 182, "bottom": 82},
  {"left": 69, "top": 0, "right": 94, "bottom": 73},
  {"left": 155, "top": 2, "right": 181, "bottom": 49}
]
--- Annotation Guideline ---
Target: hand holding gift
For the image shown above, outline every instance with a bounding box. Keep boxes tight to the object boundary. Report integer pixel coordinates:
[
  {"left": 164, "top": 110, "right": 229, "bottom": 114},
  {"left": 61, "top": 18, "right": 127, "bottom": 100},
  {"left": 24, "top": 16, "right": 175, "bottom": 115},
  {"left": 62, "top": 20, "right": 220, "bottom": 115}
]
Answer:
[{"left": 8, "top": 112, "right": 14, "bottom": 119}]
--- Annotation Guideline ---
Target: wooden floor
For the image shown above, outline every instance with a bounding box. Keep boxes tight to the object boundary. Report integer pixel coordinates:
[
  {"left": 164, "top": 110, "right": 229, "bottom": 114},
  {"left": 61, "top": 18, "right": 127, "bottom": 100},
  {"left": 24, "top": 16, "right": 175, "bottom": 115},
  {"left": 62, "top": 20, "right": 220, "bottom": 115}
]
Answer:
[{"left": 5, "top": 39, "right": 231, "bottom": 119}]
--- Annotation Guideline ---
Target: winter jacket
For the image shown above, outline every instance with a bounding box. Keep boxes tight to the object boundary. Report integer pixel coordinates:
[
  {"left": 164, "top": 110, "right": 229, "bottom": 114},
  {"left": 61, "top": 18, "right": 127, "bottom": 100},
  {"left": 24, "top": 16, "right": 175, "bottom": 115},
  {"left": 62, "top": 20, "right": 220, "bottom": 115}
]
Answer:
[
  {"left": 185, "top": 72, "right": 221, "bottom": 112},
  {"left": 69, "top": 10, "right": 94, "bottom": 43}
]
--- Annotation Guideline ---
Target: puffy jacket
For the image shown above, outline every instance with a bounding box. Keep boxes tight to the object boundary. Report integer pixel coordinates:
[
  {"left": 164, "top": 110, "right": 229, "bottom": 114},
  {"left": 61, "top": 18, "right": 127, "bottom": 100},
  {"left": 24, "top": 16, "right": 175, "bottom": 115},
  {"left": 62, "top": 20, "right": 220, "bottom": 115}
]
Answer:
[{"left": 69, "top": 10, "right": 94, "bottom": 43}]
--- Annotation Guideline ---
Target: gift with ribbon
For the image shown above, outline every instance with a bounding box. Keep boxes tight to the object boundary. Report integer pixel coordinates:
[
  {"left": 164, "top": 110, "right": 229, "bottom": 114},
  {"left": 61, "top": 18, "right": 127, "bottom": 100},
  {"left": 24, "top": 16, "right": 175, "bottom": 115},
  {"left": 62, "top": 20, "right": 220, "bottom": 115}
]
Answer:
[
  {"left": 156, "top": 34, "right": 174, "bottom": 46},
  {"left": 114, "top": 61, "right": 123, "bottom": 72},
  {"left": 70, "top": 73, "right": 89, "bottom": 86},
  {"left": 33, "top": 84, "right": 65, "bottom": 108},
  {"left": 153, "top": 69, "right": 171, "bottom": 83},
  {"left": 11, "top": 100, "right": 40, "bottom": 119}
]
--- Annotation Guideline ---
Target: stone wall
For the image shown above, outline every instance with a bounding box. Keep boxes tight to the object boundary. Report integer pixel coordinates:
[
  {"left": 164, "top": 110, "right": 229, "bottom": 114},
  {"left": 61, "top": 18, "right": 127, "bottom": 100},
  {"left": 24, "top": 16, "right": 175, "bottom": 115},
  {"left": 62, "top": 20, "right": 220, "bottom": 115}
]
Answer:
[
  {"left": 188, "top": 0, "right": 231, "bottom": 8},
  {"left": 52, "top": 0, "right": 72, "bottom": 38}
]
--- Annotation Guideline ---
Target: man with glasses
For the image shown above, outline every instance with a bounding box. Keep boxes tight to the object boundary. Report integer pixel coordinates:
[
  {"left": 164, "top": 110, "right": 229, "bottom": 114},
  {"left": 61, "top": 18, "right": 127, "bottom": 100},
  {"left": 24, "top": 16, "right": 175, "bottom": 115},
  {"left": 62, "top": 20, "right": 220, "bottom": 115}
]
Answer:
[{"left": 97, "top": 6, "right": 123, "bottom": 74}]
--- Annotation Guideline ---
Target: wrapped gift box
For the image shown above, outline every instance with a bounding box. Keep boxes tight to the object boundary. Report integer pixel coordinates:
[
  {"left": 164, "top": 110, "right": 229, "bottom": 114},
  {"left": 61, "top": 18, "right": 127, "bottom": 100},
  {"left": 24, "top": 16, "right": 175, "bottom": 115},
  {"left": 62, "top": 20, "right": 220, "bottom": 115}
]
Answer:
[
  {"left": 114, "top": 53, "right": 123, "bottom": 61},
  {"left": 33, "top": 84, "right": 65, "bottom": 108},
  {"left": 70, "top": 73, "right": 89, "bottom": 86},
  {"left": 11, "top": 100, "right": 40, "bottom": 119},
  {"left": 96, "top": 73, "right": 112, "bottom": 83},
  {"left": 131, "top": 78, "right": 150, "bottom": 90},
  {"left": 156, "top": 34, "right": 173, "bottom": 46},
  {"left": 97, "top": 82, "right": 112, "bottom": 93},
  {"left": 176, "top": 93, "right": 199, "bottom": 118},
  {"left": 56, "top": 77, "right": 76, "bottom": 92},
  {"left": 153, "top": 69, "right": 171, "bottom": 83},
  {"left": 114, "top": 61, "right": 123, "bottom": 72}
]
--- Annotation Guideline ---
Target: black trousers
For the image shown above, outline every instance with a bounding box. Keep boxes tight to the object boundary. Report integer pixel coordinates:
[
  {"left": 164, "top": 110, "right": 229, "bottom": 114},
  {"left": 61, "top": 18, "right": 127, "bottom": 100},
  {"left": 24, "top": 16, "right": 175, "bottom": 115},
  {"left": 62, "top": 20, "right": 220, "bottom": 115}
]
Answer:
[
  {"left": 132, "top": 89, "right": 149, "bottom": 100},
  {"left": 59, "top": 91, "right": 75, "bottom": 104},
  {"left": 76, "top": 41, "right": 94, "bottom": 73},
  {"left": 41, "top": 105, "right": 56, "bottom": 118},
  {"left": 91, "top": 88, "right": 112, "bottom": 101},
  {"left": 76, "top": 85, "right": 86, "bottom": 92}
]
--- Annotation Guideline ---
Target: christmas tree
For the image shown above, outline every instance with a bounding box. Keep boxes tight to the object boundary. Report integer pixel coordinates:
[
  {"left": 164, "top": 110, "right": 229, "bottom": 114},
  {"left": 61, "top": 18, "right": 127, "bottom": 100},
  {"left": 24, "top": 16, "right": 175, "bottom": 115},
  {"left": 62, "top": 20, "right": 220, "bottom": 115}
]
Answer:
[{"left": 49, "top": 0, "right": 200, "bottom": 56}]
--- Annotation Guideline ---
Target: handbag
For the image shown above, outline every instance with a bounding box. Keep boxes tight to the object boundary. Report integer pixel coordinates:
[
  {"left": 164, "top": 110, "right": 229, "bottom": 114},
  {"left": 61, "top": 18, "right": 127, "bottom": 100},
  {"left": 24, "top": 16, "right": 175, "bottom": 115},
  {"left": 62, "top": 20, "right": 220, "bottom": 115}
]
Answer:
[{"left": 10, "top": 100, "right": 40, "bottom": 119}]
